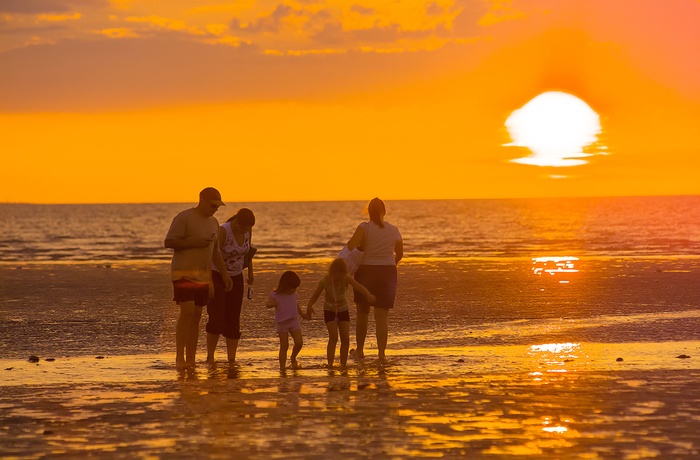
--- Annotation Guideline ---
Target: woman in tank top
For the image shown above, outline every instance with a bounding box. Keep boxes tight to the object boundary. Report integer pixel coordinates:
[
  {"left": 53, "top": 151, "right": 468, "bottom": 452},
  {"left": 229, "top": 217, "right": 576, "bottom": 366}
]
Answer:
[{"left": 346, "top": 198, "right": 403, "bottom": 364}]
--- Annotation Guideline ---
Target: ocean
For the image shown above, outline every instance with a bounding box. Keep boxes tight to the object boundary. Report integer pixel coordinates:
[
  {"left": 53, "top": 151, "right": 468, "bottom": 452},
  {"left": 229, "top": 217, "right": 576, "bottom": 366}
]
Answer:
[{"left": 1, "top": 196, "right": 699, "bottom": 263}]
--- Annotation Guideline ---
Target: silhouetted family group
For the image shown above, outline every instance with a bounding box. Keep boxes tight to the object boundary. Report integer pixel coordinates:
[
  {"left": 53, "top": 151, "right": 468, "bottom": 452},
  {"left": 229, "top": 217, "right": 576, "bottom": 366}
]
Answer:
[{"left": 165, "top": 188, "right": 403, "bottom": 371}]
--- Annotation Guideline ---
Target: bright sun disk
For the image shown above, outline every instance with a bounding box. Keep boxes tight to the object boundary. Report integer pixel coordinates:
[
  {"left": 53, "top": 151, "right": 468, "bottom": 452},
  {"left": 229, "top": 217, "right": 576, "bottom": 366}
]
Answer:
[{"left": 505, "top": 91, "right": 602, "bottom": 167}]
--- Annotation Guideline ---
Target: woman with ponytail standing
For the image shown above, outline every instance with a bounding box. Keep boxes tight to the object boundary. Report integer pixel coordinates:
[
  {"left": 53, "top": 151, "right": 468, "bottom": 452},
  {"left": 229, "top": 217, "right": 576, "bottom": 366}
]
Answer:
[{"left": 346, "top": 198, "right": 403, "bottom": 363}]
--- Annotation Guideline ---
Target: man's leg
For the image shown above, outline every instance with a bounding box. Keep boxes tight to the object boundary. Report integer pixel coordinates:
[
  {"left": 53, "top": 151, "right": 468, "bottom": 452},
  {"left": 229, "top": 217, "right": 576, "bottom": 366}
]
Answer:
[
  {"left": 185, "top": 305, "right": 203, "bottom": 366},
  {"left": 176, "top": 300, "right": 196, "bottom": 369}
]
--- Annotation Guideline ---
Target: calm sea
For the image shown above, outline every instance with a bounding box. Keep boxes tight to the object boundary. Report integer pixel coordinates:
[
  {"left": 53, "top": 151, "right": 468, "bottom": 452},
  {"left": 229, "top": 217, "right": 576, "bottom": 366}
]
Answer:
[{"left": 0, "top": 196, "right": 699, "bottom": 263}]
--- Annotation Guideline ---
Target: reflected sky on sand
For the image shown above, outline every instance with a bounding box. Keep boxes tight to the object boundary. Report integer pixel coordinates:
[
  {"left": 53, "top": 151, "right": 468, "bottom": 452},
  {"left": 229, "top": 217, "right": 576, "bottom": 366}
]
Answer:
[{"left": 3, "top": 362, "right": 699, "bottom": 458}]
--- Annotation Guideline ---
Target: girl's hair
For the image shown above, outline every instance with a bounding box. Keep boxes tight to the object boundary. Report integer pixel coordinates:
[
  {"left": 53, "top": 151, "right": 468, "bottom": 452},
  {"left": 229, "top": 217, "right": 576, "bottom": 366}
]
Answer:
[
  {"left": 227, "top": 208, "right": 256, "bottom": 227},
  {"left": 276, "top": 270, "right": 301, "bottom": 292},
  {"left": 367, "top": 197, "right": 386, "bottom": 228},
  {"left": 328, "top": 258, "right": 348, "bottom": 277}
]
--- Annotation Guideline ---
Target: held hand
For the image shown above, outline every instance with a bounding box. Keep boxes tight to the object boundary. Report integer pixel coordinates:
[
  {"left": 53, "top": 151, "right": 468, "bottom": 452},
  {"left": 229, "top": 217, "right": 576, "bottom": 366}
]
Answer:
[{"left": 367, "top": 294, "right": 377, "bottom": 304}]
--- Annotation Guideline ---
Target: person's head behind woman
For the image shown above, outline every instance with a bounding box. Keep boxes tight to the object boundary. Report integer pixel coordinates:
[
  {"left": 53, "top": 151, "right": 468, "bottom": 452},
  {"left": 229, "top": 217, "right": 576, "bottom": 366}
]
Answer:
[
  {"left": 228, "top": 208, "right": 256, "bottom": 231},
  {"left": 328, "top": 258, "right": 348, "bottom": 281},
  {"left": 366, "top": 197, "right": 386, "bottom": 228},
  {"left": 276, "top": 270, "right": 301, "bottom": 293}
]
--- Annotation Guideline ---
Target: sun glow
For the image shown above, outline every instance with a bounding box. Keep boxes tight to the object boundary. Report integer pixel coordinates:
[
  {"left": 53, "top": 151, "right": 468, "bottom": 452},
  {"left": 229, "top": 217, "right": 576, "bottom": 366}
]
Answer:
[{"left": 505, "top": 91, "right": 602, "bottom": 167}]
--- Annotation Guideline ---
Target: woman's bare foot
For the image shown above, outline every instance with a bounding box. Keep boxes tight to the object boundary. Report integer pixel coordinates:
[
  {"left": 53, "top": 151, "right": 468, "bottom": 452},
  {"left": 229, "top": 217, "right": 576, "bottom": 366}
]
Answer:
[{"left": 291, "top": 359, "right": 301, "bottom": 369}]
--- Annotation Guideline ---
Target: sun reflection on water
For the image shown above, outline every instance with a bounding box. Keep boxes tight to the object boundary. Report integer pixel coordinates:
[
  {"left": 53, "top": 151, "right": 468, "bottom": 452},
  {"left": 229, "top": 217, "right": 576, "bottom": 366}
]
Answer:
[{"left": 532, "top": 256, "right": 579, "bottom": 276}]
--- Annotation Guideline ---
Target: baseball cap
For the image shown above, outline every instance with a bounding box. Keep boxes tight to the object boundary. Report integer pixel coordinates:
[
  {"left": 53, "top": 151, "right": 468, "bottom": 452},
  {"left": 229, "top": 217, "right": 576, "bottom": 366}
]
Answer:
[{"left": 199, "top": 187, "right": 225, "bottom": 207}]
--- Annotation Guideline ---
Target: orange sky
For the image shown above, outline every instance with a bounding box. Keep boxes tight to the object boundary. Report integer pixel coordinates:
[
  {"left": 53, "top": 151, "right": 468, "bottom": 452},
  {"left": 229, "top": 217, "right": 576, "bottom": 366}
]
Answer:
[{"left": 1, "top": 0, "right": 699, "bottom": 203}]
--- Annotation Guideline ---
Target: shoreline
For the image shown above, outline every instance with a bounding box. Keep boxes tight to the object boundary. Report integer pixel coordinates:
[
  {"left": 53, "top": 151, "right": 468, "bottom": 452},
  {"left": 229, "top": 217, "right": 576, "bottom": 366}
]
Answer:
[
  {"left": 2, "top": 340, "right": 698, "bottom": 387},
  {"left": 1, "top": 253, "right": 699, "bottom": 267}
]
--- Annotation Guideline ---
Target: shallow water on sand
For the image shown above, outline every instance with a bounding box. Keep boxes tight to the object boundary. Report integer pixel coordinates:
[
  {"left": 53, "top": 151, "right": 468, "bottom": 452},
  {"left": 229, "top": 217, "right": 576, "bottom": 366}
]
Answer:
[{"left": 2, "top": 257, "right": 700, "bottom": 458}]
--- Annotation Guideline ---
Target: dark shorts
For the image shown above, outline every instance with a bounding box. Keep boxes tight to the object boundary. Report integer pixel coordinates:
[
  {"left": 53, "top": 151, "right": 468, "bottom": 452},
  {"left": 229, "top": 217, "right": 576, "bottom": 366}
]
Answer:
[
  {"left": 324, "top": 309, "right": 350, "bottom": 323},
  {"left": 172, "top": 279, "right": 209, "bottom": 307},
  {"left": 206, "top": 271, "right": 244, "bottom": 339},
  {"left": 353, "top": 265, "right": 397, "bottom": 310}
]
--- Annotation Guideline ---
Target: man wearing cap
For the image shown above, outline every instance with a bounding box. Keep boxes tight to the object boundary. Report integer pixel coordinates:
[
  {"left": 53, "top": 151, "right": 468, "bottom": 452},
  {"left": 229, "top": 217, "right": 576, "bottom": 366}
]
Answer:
[{"left": 164, "top": 187, "right": 233, "bottom": 370}]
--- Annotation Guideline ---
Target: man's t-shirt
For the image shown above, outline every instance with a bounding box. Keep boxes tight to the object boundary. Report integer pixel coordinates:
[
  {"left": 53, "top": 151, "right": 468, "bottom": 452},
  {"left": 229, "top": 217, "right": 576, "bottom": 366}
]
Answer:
[{"left": 166, "top": 208, "right": 219, "bottom": 284}]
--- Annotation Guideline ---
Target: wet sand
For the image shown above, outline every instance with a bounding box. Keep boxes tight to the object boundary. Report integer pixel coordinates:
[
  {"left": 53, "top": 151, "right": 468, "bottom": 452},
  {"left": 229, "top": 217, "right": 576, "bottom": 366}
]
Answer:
[{"left": 2, "top": 259, "right": 700, "bottom": 457}]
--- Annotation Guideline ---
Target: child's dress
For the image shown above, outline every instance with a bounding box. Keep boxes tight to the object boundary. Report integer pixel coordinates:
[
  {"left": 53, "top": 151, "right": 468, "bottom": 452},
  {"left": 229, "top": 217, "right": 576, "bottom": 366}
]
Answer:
[{"left": 271, "top": 291, "right": 300, "bottom": 333}]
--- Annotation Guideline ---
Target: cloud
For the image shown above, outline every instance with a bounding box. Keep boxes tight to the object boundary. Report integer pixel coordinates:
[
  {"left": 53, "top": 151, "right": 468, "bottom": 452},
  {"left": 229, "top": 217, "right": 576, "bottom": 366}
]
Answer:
[
  {"left": 94, "top": 27, "right": 138, "bottom": 39},
  {"left": 125, "top": 15, "right": 205, "bottom": 35},
  {"left": 37, "top": 12, "right": 81, "bottom": 22},
  {"left": 0, "top": 0, "right": 107, "bottom": 14},
  {"left": 0, "top": 31, "right": 471, "bottom": 112},
  {"left": 230, "top": 4, "right": 294, "bottom": 34},
  {"left": 350, "top": 5, "right": 374, "bottom": 15}
]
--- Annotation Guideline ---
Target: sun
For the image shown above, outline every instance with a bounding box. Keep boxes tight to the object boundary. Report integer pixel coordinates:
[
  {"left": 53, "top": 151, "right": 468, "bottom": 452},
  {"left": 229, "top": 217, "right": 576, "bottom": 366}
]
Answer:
[{"left": 505, "top": 91, "right": 602, "bottom": 167}]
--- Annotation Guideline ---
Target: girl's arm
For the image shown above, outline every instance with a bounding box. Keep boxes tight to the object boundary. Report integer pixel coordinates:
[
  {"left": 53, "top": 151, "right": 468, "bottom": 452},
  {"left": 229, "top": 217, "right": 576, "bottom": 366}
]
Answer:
[
  {"left": 297, "top": 301, "right": 309, "bottom": 320},
  {"left": 306, "top": 282, "right": 324, "bottom": 318},
  {"left": 265, "top": 294, "right": 277, "bottom": 309},
  {"left": 347, "top": 276, "right": 376, "bottom": 304},
  {"left": 346, "top": 224, "right": 366, "bottom": 250}
]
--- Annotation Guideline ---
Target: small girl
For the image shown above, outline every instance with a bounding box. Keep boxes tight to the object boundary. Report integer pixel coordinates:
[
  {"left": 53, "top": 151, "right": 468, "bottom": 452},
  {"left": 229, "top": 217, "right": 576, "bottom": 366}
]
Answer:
[
  {"left": 306, "top": 259, "right": 376, "bottom": 369},
  {"left": 266, "top": 271, "right": 307, "bottom": 371}
]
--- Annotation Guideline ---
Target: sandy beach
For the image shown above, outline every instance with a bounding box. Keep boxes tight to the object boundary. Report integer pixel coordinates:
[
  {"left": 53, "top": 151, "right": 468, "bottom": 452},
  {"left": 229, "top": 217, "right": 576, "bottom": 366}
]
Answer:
[{"left": 2, "top": 259, "right": 700, "bottom": 458}]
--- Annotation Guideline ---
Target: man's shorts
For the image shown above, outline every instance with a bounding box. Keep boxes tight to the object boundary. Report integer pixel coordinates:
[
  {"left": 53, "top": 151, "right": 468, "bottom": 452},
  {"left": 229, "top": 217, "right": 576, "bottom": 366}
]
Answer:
[
  {"left": 172, "top": 279, "right": 209, "bottom": 307},
  {"left": 276, "top": 317, "right": 301, "bottom": 334}
]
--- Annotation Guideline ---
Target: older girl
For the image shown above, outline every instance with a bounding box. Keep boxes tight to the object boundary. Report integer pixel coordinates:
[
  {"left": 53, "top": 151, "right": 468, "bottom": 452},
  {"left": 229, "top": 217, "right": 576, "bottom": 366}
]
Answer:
[{"left": 306, "top": 259, "right": 375, "bottom": 369}]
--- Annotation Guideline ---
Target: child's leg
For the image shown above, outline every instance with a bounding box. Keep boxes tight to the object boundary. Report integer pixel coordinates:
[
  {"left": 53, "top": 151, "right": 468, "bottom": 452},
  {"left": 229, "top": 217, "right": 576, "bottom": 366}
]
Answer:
[
  {"left": 325, "top": 320, "right": 339, "bottom": 368},
  {"left": 338, "top": 320, "right": 350, "bottom": 369},
  {"left": 289, "top": 329, "right": 303, "bottom": 369},
  {"left": 278, "top": 332, "right": 289, "bottom": 370}
]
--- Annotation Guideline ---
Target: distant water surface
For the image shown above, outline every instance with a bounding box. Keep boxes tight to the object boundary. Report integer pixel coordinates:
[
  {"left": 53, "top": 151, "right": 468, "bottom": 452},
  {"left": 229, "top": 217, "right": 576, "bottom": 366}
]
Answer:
[{"left": 0, "top": 196, "right": 699, "bottom": 263}]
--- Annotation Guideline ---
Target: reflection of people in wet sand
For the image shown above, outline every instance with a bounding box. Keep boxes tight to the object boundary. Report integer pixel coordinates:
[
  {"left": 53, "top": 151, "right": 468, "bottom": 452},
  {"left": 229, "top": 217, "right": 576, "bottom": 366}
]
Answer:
[
  {"left": 164, "top": 187, "right": 232, "bottom": 370},
  {"left": 347, "top": 198, "right": 403, "bottom": 363},
  {"left": 205, "top": 208, "right": 256, "bottom": 364},
  {"left": 306, "top": 258, "right": 375, "bottom": 369},
  {"left": 266, "top": 271, "right": 307, "bottom": 371}
]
